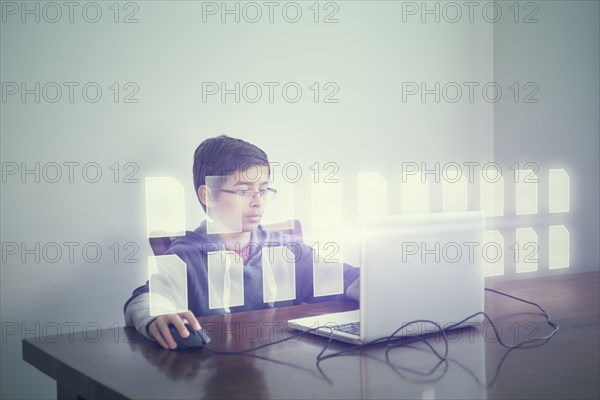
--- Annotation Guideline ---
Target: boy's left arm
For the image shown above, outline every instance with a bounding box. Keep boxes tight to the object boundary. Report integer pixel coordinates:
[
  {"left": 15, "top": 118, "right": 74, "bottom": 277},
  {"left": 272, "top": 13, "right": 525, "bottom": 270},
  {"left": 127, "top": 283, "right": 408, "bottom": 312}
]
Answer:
[{"left": 344, "top": 266, "right": 360, "bottom": 301}]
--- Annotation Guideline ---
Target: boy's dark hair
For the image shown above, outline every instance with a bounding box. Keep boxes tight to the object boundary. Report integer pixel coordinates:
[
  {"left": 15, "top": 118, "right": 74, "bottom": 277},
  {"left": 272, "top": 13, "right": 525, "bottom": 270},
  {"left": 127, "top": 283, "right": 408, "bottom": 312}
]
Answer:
[{"left": 193, "top": 135, "right": 270, "bottom": 211}]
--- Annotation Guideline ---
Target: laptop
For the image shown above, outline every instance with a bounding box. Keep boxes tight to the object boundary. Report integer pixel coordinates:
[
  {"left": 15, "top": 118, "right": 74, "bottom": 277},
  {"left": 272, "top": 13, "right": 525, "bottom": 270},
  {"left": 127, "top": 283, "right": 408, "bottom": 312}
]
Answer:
[{"left": 288, "top": 212, "right": 485, "bottom": 344}]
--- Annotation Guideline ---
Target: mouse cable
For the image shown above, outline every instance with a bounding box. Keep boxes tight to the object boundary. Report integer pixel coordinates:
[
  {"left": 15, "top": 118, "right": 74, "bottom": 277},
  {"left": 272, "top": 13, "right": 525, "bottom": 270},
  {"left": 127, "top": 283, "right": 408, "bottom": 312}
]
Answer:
[
  {"left": 200, "top": 287, "right": 559, "bottom": 361},
  {"left": 315, "top": 287, "right": 560, "bottom": 362}
]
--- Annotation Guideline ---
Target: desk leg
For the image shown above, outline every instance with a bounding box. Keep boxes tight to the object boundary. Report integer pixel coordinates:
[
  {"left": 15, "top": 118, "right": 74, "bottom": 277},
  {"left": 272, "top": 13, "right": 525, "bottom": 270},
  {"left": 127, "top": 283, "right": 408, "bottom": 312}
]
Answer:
[{"left": 57, "top": 383, "right": 84, "bottom": 400}]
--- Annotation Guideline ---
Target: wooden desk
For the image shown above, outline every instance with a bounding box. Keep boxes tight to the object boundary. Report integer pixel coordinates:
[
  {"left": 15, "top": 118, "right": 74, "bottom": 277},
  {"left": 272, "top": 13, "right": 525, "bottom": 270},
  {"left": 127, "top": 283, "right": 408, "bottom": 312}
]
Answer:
[{"left": 23, "top": 272, "right": 599, "bottom": 399}]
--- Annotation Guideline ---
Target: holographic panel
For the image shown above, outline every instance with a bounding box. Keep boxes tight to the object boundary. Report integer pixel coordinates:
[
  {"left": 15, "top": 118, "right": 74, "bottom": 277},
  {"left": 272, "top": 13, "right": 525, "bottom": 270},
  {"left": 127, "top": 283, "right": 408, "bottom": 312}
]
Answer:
[
  {"left": 312, "top": 240, "right": 344, "bottom": 297},
  {"left": 515, "top": 170, "right": 538, "bottom": 215},
  {"left": 402, "top": 173, "right": 429, "bottom": 214},
  {"left": 483, "top": 230, "right": 504, "bottom": 277},
  {"left": 207, "top": 250, "right": 244, "bottom": 310},
  {"left": 549, "top": 169, "right": 570, "bottom": 213},
  {"left": 262, "top": 246, "right": 296, "bottom": 303},
  {"left": 311, "top": 180, "right": 343, "bottom": 228},
  {"left": 205, "top": 175, "right": 242, "bottom": 235},
  {"left": 148, "top": 255, "right": 188, "bottom": 316},
  {"left": 358, "top": 173, "right": 387, "bottom": 222},
  {"left": 549, "top": 225, "right": 569, "bottom": 270},
  {"left": 442, "top": 174, "right": 467, "bottom": 212},
  {"left": 515, "top": 228, "right": 538, "bottom": 273},
  {"left": 145, "top": 177, "right": 186, "bottom": 238},
  {"left": 480, "top": 175, "right": 504, "bottom": 217}
]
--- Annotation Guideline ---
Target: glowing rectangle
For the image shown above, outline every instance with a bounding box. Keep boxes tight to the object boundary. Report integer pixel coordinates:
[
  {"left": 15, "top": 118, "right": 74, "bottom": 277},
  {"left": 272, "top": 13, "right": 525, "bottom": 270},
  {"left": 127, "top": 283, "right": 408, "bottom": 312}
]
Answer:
[
  {"left": 442, "top": 175, "right": 468, "bottom": 212},
  {"left": 549, "top": 225, "right": 569, "bottom": 269},
  {"left": 515, "top": 170, "right": 538, "bottom": 215},
  {"left": 311, "top": 181, "right": 343, "bottom": 228},
  {"left": 480, "top": 175, "right": 504, "bottom": 217},
  {"left": 148, "top": 255, "right": 188, "bottom": 316},
  {"left": 262, "top": 246, "right": 296, "bottom": 303},
  {"left": 515, "top": 228, "right": 538, "bottom": 273},
  {"left": 402, "top": 173, "right": 429, "bottom": 214},
  {"left": 549, "top": 169, "right": 570, "bottom": 213},
  {"left": 145, "top": 177, "right": 186, "bottom": 238},
  {"left": 358, "top": 173, "right": 387, "bottom": 222},
  {"left": 483, "top": 230, "right": 504, "bottom": 277},
  {"left": 313, "top": 240, "right": 344, "bottom": 297},
  {"left": 207, "top": 251, "right": 244, "bottom": 310}
]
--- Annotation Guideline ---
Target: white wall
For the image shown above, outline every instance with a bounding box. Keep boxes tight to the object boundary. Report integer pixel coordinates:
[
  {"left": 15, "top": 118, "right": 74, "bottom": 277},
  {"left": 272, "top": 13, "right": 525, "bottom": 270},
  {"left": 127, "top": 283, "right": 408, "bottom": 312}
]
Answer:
[{"left": 492, "top": 0, "right": 599, "bottom": 279}]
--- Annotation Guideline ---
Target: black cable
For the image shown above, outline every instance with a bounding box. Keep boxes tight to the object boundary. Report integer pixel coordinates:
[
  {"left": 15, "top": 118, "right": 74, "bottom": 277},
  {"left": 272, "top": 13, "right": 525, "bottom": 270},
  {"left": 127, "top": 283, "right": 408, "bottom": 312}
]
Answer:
[
  {"left": 201, "top": 326, "right": 319, "bottom": 355},
  {"left": 314, "top": 287, "right": 559, "bottom": 361},
  {"left": 199, "top": 287, "right": 560, "bottom": 362}
]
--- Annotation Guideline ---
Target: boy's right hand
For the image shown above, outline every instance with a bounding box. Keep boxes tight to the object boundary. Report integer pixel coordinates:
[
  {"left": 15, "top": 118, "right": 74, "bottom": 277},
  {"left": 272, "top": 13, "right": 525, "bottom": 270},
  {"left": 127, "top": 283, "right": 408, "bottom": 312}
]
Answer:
[{"left": 148, "top": 311, "right": 201, "bottom": 350}]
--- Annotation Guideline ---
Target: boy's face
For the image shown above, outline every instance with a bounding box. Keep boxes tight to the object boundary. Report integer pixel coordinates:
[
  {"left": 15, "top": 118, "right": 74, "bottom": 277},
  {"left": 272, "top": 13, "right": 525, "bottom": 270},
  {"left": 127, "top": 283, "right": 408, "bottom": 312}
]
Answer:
[{"left": 203, "top": 165, "right": 270, "bottom": 233}]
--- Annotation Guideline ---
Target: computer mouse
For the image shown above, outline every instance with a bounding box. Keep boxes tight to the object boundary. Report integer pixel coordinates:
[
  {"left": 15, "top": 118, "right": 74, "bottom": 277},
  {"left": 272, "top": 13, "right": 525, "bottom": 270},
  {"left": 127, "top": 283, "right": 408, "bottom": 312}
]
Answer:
[{"left": 168, "top": 324, "right": 211, "bottom": 351}]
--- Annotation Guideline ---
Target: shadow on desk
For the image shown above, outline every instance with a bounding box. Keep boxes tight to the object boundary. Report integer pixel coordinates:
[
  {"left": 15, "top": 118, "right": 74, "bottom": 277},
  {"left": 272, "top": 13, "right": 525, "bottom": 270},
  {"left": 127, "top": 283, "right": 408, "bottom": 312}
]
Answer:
[{"left": 125, "top": 328, "right": 269, "bottom": 398}]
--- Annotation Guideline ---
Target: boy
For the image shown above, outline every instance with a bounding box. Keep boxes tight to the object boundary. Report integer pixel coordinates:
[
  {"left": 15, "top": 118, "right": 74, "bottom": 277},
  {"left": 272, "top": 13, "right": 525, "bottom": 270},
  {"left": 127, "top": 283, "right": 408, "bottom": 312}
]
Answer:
[{"left": 124, "top": 135, "right": 360, "bottom": 350}]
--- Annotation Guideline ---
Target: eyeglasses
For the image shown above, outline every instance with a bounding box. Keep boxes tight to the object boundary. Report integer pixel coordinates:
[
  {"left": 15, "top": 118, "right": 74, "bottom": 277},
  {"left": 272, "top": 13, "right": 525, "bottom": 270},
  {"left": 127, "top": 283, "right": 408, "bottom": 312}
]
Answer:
[{"left": 218, "top": 187, "right": 277, "bottom": 201}]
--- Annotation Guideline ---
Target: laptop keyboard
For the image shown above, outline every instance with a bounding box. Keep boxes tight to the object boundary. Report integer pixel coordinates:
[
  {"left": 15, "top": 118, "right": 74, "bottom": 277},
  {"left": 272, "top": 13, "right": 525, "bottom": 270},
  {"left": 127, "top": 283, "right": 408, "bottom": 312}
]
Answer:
[{"left": 335, "top": 322, "right": 361, "bottom": 336}]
